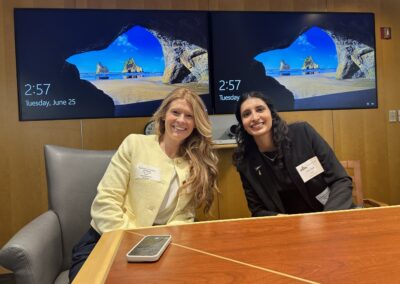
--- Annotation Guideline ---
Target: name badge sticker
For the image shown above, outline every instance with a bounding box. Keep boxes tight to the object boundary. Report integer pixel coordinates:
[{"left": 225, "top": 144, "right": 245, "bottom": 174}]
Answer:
[
  {"left": 135, "top": 164, "right": 161, "bottom": 182},
  {"left": 296, "top": 156, "right": 324, "bottom": 183}
]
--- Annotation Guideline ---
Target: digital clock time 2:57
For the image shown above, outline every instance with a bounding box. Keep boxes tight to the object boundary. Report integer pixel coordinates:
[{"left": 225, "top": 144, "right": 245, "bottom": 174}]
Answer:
[
  {"left": 218, "top": 80, "right": 241, "bottom": 91},
  {"left": 24, "top": 83, "right": 51, "bottom": 96}
]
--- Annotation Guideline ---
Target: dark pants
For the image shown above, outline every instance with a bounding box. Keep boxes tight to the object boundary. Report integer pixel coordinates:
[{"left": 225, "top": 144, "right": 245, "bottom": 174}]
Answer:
[{"left": 69, "top": 226, "right": 101, "bottom": 282}]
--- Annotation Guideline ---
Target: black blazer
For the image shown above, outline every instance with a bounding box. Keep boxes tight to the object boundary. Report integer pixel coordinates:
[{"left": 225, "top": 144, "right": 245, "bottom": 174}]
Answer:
[{"left": 236, "top": 122, "right": 354, "bottom": 216}]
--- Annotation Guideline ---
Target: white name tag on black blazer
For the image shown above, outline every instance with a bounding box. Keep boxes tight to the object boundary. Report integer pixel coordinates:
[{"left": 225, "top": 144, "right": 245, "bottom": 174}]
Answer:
[{"left": 296, "top": 156, "right": 324, "bottom": 183}]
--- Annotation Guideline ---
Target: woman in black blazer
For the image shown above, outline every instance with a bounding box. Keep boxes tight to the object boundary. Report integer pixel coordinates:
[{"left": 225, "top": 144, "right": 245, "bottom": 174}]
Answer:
[{"left": 233, "top": 91, "right": 354, "bottom": 216}]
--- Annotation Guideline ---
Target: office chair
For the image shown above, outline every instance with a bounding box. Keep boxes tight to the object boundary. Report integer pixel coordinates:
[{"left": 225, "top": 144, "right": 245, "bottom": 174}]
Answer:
[
  {"left": 0, "top": 145, "right": 115, "bottom": 284},
  {"left": 340, "top": 160, "right": 388, "bottom": 208}
]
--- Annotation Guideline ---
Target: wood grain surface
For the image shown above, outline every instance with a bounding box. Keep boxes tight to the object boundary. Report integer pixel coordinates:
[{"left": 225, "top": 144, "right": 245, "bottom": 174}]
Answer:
[{"left": 79, "top": 206, "right": 400, "bottom": 283}]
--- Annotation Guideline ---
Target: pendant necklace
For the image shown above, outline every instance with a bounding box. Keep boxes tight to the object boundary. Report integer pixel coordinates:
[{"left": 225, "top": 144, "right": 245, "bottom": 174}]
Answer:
[{"left": 263, "top": 151, "right": 278, "bottom": 162}]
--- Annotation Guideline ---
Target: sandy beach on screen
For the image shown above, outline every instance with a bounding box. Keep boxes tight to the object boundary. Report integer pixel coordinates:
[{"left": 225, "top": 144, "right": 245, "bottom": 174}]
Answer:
[
  {"left": 90, "top": 76, "right": 209, "bottom": 104},
  {"left": 274, "top": 72, "right": 375, "bottom": 99}
]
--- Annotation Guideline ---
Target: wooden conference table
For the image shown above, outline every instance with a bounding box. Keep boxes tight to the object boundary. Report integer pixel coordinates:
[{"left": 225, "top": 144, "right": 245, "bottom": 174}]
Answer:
[{"left": 74, "top": 206, "right": 400, "bottom": 283}]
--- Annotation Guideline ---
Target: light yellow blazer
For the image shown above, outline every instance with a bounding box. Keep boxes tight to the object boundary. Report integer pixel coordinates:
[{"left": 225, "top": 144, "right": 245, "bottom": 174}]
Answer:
[{"left": 90, "top": 134, "right": 195, "bottom": 234}]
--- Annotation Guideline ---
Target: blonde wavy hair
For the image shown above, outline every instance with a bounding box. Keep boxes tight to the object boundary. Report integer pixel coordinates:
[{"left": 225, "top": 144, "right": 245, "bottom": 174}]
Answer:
[{"left": 152, "top": 87, "right": 218, "bottom": 214}]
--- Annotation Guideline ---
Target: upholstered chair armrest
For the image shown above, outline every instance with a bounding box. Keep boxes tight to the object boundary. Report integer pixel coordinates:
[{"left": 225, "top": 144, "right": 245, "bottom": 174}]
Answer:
[{"left": 0, "top": 210, "right": 63, "bottom": 284}]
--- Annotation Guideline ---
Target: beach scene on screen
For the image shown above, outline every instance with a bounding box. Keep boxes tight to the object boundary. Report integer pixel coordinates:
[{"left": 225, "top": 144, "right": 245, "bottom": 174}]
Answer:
[
  {"left": 255, "top": 26, "right": 376, "bottom": 109},
  {"left": 67, "top": 26, "right": 209, "bottom": 106}
]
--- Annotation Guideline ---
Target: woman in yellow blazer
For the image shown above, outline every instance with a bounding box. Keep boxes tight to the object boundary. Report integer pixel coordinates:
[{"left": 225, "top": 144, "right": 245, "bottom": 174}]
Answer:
[{"left": 69, "top": 87, "right": 218, "bottom": 281}]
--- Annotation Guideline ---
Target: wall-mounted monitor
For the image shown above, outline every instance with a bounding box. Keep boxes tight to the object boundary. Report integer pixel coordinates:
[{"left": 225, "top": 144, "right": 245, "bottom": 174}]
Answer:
[
  {"left": 210, "top": 12, "right": 377, "bottom": 113},
  {"left": 14, "top": 8, "right": 211, "bottom": 121}
]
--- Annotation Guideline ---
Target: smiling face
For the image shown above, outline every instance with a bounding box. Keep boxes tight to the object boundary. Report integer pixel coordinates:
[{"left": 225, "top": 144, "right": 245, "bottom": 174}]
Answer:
[
  {"left": 163, "top": 98, "right": 195, "bottom": 145},
  {"left": 240, "top": 97, "right": 273, "bottom": 139}
]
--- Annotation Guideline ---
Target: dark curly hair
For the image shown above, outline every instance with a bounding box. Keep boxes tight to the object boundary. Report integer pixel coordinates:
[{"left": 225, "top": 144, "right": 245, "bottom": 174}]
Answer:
[{"left": 233, "top": 91, "right": 290, "bottom": 169}]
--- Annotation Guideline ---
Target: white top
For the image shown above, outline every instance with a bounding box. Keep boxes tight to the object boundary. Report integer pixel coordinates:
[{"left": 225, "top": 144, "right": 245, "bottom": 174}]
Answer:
[{"left": 153, "top": 170, "right": 179, "bottom": 225}]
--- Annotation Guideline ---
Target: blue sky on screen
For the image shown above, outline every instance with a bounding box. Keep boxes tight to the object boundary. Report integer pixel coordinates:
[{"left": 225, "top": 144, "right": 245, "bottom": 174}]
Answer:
[
  {"left": 67, "top": 26, "right": 165, "bottom": 73},
  {"left": 255, "top": 26, "right": 337, "bottom": 70}
]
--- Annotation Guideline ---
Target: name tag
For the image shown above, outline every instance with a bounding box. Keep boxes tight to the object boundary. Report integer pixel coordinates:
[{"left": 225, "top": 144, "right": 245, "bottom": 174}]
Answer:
[
  {"left": 296, "top": 156, "right": 324, "bottom": 183},
  {"left": 135, "top": 164, "right": 161, "bottom": 181}
]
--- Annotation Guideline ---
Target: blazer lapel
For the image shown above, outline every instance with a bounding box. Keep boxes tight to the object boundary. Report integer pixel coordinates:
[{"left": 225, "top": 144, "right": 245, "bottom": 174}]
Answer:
[
  {"left": 284, "top": 149, "right": 315, "bottom": 209},
  {"left": 248, "top": 150, "right": 285, "bottom": 213}
]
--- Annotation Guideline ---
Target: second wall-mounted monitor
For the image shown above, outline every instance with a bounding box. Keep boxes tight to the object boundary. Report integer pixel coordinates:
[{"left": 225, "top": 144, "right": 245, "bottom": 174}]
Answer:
[
  {"left": 15, "top": 9, "right": 211, "bottom": 121},
  {"left": 210, "top": 11, "right": 377, "bottom": 113}
]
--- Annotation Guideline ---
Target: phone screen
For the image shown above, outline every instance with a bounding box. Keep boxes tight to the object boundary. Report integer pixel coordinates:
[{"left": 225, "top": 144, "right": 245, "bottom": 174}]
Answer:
[{"left": 128, "top": 236, "right": 170, "bottom": 256}]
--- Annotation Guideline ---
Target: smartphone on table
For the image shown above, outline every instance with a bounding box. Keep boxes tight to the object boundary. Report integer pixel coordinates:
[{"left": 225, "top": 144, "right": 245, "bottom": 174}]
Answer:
[{"left": 126, "top": 235, "right": 172, "bottom": 262}]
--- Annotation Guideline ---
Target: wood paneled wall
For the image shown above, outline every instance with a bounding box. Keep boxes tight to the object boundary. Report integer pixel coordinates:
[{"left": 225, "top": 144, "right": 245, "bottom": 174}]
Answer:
[{"left": 1, "top": 0, "right": 399, "bottom": 246}]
